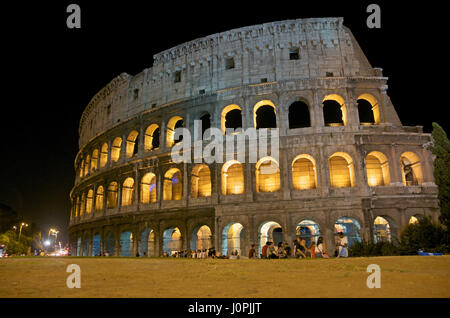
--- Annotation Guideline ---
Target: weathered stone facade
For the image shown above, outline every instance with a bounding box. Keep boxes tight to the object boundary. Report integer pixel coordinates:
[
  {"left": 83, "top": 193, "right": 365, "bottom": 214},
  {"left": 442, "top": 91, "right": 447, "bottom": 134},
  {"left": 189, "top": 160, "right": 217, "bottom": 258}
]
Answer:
[{"left": 69, "top": 18, "right": 439, "bottom": 257}]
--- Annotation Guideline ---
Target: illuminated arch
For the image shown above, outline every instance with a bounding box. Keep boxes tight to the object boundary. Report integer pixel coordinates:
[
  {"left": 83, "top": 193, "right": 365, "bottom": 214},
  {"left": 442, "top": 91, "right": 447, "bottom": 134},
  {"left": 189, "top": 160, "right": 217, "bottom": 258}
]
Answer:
[
  {"left": 357, "top": 94, "right": 380, "bottom": 125},
  {"left": 253, "top": 100, "right": 277, "bottom": 129},
  {"left": 106, "top": 182, "right": 118, "bottom": 209},
  {"left": 166, "top": 116, "right": 184, "bottom": 147},
  {"left": 121, "top": 177, "right": 135, "bottom": 206},
  {"left": 139, "top": 228, "right": 156, "bottom": 257},
  {"left": 292, "top": 154, "right": 317, "bottom": 190},
  {"left": 99, "top": 143, "right": 108, "bottom": 168},
  {"left": 95, "top": 186, "right": 104, "bottom": 211},
  {"left": 91, "top": 149, "right": 98, "bottom": 172},
  {"left": 221, "top": 160, "right": 244, "bottom": 195},
  {"left": 144, "top": 124, "right": 160, "bottom": 151},
  {"left": 322, "top": 94, "right": 347, "bottom": 126},
  {"left": 163, "top": 227, "right": 182, "bottom": 255},
  {"left": 85, "top": 189, "right": 93, "bottom": 214},
  {"left": 79, "top": 159, "right": 84, "bottom": 178},
  {"left": 329, "top": 152, "right": 355, "bottom": 188},
  {"left": 258, "top": 221, "right": 282, "bottom": 256},
  {"left": 190, "top": 225, "right": 212, "bottom": 251},
  {"left": 366, "top": 151, "right": 390, "bottom": 186},
  {"left": 84, "top": 155, "right": 90, "bottom": 176},
  {"left": 221, "top": 104, "right": 242, "bottom": 134},
  {"left": 400, "top": 152, "right": 423, "bottom": 186},
  {"left": 222, "top": 223, "right": 244, "bottom": 256},
  {"left": 111, "top": 137, "right": 122, "bottom": 162},
  {"left": 334, "top": 217, "right": 361, "bottom": 247},
  {"left": 80, "top": 193, "right": 86, "bottom": 216},
  {"left": 256, "top": 157, "right": 280, "bottom": 192},
  {"left": 163, "top": 168, "right": 183, "bottom": 200},
  {"left": 120, "top": 231, "right": 134, "bottom": 257},
  {"left": 126, "top": 130, "right": 139, "bottom": 158},
  {"left": 140, "top": 172, "right": 157, "bottom": 204},
  {"left": 191, "top": 164, "right": 211, "bottom": 198},
  {"left": 296, "top": 220, "right": 321, "bottom": 246},
  {"left": 373, "top": 216, "right": 392, "bottom": 243}
]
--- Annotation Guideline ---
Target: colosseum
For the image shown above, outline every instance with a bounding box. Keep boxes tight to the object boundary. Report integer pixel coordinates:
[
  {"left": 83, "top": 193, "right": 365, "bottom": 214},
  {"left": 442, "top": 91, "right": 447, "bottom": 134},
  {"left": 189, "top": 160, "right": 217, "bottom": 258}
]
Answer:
[{"left": 69, "top": 17, "right": 440, "bottom": 258}]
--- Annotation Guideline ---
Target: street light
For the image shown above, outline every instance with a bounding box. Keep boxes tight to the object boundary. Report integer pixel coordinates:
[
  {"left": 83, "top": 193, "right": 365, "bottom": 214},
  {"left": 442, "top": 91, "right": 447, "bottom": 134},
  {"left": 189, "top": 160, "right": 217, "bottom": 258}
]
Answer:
[{"left": 18, "top": 223, "right": 28, "bottom": 241}]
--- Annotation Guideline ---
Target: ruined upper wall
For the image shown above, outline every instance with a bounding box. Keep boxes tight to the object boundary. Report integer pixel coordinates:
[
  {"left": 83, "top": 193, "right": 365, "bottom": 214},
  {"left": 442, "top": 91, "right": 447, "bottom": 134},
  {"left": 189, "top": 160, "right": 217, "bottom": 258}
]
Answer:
[{"left": 78, "top": 17, "right": 383, "bottom": 148}]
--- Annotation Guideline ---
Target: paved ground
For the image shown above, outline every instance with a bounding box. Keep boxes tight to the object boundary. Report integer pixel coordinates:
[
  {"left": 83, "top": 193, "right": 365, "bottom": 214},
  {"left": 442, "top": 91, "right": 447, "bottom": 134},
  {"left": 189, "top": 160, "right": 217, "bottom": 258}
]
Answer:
[{"left": 0, "top": 255, "right": 449, "bottom": 298}]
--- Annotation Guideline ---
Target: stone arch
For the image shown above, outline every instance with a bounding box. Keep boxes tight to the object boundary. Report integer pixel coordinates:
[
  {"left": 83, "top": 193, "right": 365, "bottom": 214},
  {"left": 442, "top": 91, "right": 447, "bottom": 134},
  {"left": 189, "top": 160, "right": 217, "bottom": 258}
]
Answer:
[
  {"left": 322, "top": 94, "right": 347, "bottom": 126},
  {"left": 373, "top": 215, "right": 397, "bottom": 243},
  {"left": 111, "top": 137, "right": 122, "bottom": 162},
  {"left": 139, "top": 227, "right": 157, "bottom": 257},
  {"left": 166, "top": 116, "right": 184, "bottom": 147},
  {"left": 141, "top": 172, "right": 157, "bottom": 204},
  {"left": 357, "top": 93, "right": 380, "bottom": 125},
  {"left": 95, "top": 186, "right": 104, "bottom": 211},
  {"left": 106, "top": 182, "right": 118, "bottom": 208},
  {"left": 221, "top": 104, "right": 242, "bottom": 134},
  {"left": 191, "top": 164, "right": 211, "bottom": 198},
  {"left": 162, "top": 226, "right": 182, "bottom": 256},
  {"left": 76, "top": 236, "right": 82, "bottom": 256},
  {"left": 256, "top": 156, "right": 280, "bottom": 192},
  {"left": 257, "top": 220, "right": 283, "bottom": 256},
  {"left": 86, "top": 189, "right": 94, "bottom": 215},
  {"left": 292, "top": 154, "right": 317, "bottom": 190},
  {"left": 119, "top": 230, "right": 134, "bottom": 257},
  {"left": 79, "top": 158, "right": 85, "bottom": 178},
  {"left": 190, "top": 225, "right": 213, "bottom": 251},
  {"left": 334, "top": 216, "right": 362, "bottom": 247},
  {"left": 221, "top": 160, "right": 244, "bottom": 195},
  {"left": 84, "top": 155, "right": 90, "bottom": 176},
  {"left": 104, "top": 230, "right": 115, "bottom": 256},
  {"left": 288, "top": 101, "right": 311, "bottom": 129},
  {"left": 163, "top": 168, "right": 183, "bottom": 200},
  {"left": 99, "top": 142, "right": 108, "bottom": 168},
  {"left": 82, "top": 233, "right": 90, "bottom": 257},
  {"left": 92, "top": 232, "right": 101, "bottom": 256},
  {"left": 91, "top": 149, "right": 98, "bottom": 172},
  {"left": 79, "top": 193, "right": 86, "bottom": 217},
  {"left": 144, "top": 124, "right": 160, "bottom": 151},
  {"left": 121, "top": 177, "right": 135, "bottom": 206},
  {"left": 199, "top": 113, "right": 211, "bottom": 138},
  {"left": 366, "top": 151, "right": 390, "bottom": 186},
  {"left": 329, "top": 152, "right": 355, "bottom": 188},
  {"left": 221, "top": 222, "right": 245, "bottom": 256},
  {"left": 295, "top": 219, "right": 321, "bottom": 247},
  {"left": 400, "top": 152, "right": 423, "bottom": 186},
  {"left": 253, "top": 100, "right": 277, "bottom": 129},
  {"left": 126, "top": 130, "right": 139, "bottom": 158}
]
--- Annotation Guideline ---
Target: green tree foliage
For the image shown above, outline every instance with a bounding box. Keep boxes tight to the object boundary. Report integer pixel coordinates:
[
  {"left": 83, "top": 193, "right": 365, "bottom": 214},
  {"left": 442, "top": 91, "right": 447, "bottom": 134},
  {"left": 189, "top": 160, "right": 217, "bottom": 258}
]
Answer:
[
  {"left": 0, "top": 230, "right": 32, "bottom": 255},
  {"left": 429, "top": 122, "right": 450, "bottom": 237}
]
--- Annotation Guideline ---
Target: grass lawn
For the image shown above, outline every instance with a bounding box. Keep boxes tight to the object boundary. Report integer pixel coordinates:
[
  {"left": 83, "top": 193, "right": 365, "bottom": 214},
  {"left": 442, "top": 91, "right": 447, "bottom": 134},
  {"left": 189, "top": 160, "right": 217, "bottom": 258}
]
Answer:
[{"left": 0, "top": 255, "right": 449, "bottom": 298}]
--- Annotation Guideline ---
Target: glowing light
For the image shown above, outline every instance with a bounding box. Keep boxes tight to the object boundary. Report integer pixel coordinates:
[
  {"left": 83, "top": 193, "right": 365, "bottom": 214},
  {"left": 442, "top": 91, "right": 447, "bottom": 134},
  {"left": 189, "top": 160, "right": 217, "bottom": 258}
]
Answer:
[{"left": 44, "top": 240, "right": 51, "bottom": 247}]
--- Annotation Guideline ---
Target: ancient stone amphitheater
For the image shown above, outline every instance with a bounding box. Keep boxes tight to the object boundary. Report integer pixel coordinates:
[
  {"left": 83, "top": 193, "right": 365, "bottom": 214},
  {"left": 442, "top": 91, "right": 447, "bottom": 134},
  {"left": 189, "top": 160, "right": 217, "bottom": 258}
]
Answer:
[{"left": 69, "top": 17, "right": 439, "bottom": 257}]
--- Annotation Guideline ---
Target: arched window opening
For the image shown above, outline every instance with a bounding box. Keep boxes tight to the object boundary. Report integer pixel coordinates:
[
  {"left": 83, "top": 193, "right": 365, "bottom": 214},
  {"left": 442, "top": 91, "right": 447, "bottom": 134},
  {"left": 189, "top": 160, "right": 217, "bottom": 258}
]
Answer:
[
  {"left": 139, "top": 228, "right": 156, "bottom": 257},
  {"left": 358, "top": 94, "right": 380, "bottom": 124},
  {"left": 329, "top": 152, "right": 355, "bottom": 188},
  {"left": 221, "top": 104, "right": 242, "bottom": 134},
  {"left": 79, "top": 159, "right": 84, "bottom": 178},
  {"left": 163, "top": 168, "right": 182, "bottom": 200},
  {"left": 104, "top": 231, "right": 115, "bottom": 256},
  {"left": 190, "top": 225, "right": 212, "bottom": 251},
  {"left": 258, "top": 221, "right": 282, "bottom": 257},
  {"left": 221, "top": 160, "right": 244, "bottom": 195},
  {"left": 288, "top": 101, "right": 310, "bottom": 129},
  {"left": 409, "top": 215, "right": 420, "bottom": 224},
  {"left": 334, "top": 217, "right": 361, "bottom": 247},
  {"left": 163, "top": 227, "right": 181, "bottom": 256},
  {"left": 106, "top": 182, "right": 118, "bottom": 209},
  {"left": 75, "top": 196, "right": 80, "bottom": 218},
  {"left": 296, "top": 220, "right": 321, "bottom": 247},
  {"left": 322, "top": 95, "right": 347, "bottom": 126},
  {"left": 100, "top": 143, "right": 108, "bottom": 168},
  {"left": 366, "top": 152, "right": 390, "bottom": 186},
  {"left": 373, "top": 216, "right": 392, "bottom": 243},
  {"left": 86, "top": 189, "right": 93, "bottom": 214},
  {"left": 92, "top": 233, "right": 101, "bottom": 256},
  {"left": 121, "top": 177, "right": 135, "bottom": 206},
  {"left": 166, "top": 116, "right": 184, "bottom": 147},
  {"left": 222, "top": 223, "right": 244, "bottom": 256},
  {"left": 144, "top": 124, "right": 160, "bottom": 151},
  {"left": 126, "top": 130, "right": 139, "bottom": 158},
  {"left": 80, "top": 193, "right": 86, "bottom": 217},
  {"left": 91, "top": 149, "right": 98, "bottom": 172},
  {"left": 111, "top": 137, "right": 122, "bottom": 162},
  {"left": 76, "top": 237, "right": 82, "bottom": 256},
  {"left": 292, "top": 155, "right": 317, "bottom": 190},
  {"left": 191, "top": 164, "right": 211, "bottom": 198},
  {"left": 120, "top": 231, "right": 134, "bottom": 257},
  {"left": 82, "top": 237, "right": 89, "bottom": 256},
  {"left": 95, "top": 186, "right": 104, "bottom": 211},
  {"left": 357, "top": 99, "right": 375, "bottom": 125},
  {"left": 200, "top": 113, "right": 211, "bottom": 139},
  {"left": 256, "top": 157, "right": 280, "bottom": 192},
  {"left": 255, "top": 105, "right": 276, "bottom": 129},
  {"left": 84, "top": 155, "right": 90, "bottom": 176},
  {"left": 141, "top": 172, "right": 157, "bottom": 204},
  {"left": 400, "top": 152, "right": 423, "bottom": 186}
]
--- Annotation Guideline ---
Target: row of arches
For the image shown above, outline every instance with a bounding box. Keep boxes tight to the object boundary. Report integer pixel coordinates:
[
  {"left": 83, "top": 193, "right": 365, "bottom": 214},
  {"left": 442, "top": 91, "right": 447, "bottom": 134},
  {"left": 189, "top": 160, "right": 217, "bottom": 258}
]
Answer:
[
  {"left": 72, "top": 151, "right": 423, "bottom": 218},
  {"left": 75, "top": 214, "right": 420, "bottom": 257},
  {"left": 77, "top": 93, "right": 382, "bottom": 179}
]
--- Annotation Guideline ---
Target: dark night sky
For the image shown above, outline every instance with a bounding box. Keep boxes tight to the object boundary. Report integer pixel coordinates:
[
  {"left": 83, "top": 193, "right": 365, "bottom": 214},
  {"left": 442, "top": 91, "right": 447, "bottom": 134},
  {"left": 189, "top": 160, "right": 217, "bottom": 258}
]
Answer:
[{"left": 1, "top": 1, "right": 447, "bottom": 242}]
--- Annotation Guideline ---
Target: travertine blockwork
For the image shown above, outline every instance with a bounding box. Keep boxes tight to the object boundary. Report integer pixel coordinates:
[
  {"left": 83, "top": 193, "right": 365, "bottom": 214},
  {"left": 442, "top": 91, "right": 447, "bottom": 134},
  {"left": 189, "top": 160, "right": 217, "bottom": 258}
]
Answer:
[{"left": 69, "top": 18, "right": 439, "bottom": 257}]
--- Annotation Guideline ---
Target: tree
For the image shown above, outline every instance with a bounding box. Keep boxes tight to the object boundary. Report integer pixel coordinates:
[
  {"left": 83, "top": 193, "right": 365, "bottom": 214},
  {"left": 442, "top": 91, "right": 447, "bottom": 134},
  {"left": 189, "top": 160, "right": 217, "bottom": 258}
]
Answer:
[
  {"left": 398, "top": 216, "right": 447, "bottom": 254},
  {"left": 429, "top": 123, "right": 450, "bottom": 235}
]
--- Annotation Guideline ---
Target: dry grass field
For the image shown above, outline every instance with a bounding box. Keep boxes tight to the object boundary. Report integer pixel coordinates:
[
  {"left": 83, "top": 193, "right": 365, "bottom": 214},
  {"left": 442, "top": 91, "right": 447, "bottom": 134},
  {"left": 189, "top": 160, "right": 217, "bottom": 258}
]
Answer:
[{"left": 1, "top": 255, "right": 449, "bottom": 298}]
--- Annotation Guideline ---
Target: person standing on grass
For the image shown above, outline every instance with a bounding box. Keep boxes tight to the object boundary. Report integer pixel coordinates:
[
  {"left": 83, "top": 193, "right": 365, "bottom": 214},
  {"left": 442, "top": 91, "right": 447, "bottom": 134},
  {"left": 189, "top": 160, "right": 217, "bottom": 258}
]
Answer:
[{"left": 336, "top": 232, "right": 348, "bottom": 258}]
